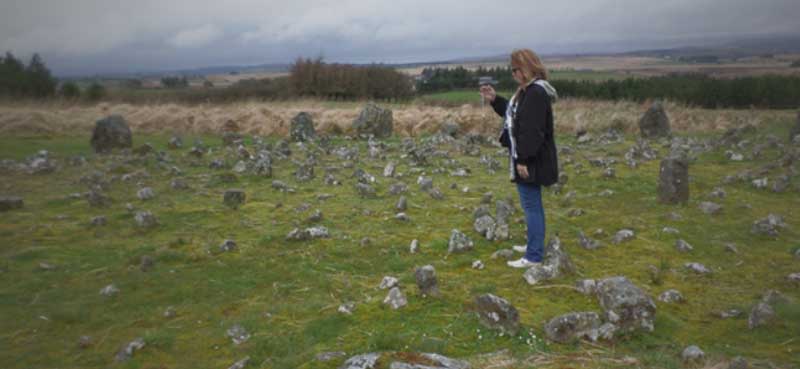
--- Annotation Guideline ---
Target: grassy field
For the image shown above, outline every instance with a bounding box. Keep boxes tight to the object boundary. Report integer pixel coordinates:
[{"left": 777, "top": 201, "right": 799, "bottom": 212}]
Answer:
[{"left": 0, "top": 112, "right": 799, "bottom": 368}]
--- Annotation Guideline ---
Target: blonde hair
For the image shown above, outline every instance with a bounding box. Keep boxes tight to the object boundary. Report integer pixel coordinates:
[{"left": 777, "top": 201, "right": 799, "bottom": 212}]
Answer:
[{"left": 511, "top": 48, "right": 548, "bottom": 99}]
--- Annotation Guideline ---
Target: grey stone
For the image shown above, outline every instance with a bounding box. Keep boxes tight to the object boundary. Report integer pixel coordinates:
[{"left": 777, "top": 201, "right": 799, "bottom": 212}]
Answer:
[
  {"left": 409, "top": 239, "right": 419, "bottom": 253},
  {"left": 290, "top": 112, "right": 316, "bottom": 142},
  {"left": 578, "top": 231, "right": 602, "bottom": 250},
  {"left": 137, "top": 187, "right": 155, "bottom": 201},
  {"left": 473, "top": 215, "right": 496, "bottom": 239},
  {"left": 523, "top": 237, "right": 575, "bottom": 285},
  {"left": 171, "top": 178, "right": 189, "bottom": 190},
  {"left": 474, "top": 294, "right": 519, "bottom": 335},
  {"left": 87, "top": 190, "right": 110, "bottom": 208},
  {"left": 100, "top": 284, "right": 119, "bottom": 297},
  {"left": 355, "top": 183, "right": 376, "bottom": 198},
  {"left": 220, "top": 239, "right": 237, "bottom": 252},
  {"left": 495, "top": 200, "right": 513, "bottom": 225},
  {"left": 675, "top": 239, "right": 693, "bottom": 252},
  {"left": 657, "top": 157, "right": 689, "bottom": 204},
  {"left": 295, "top": 163, "right": 315, "bottom": 182},
  {"left": 134, "top": 211, "right": 158, "bottom": 228},
  {"left": 728, "top": 356, "right": 749, "bottom": 369},
  {"left": 472, "top": 260, "right": 484, "bottom": 270},
  {"left": 418, "top": 176, "right": 433, "bottom": 192},
  {"left": 0, "top": 196, "right": 24, "bottom": 212},
  {"left": 611, "top": 229, "right": 635, "bottom": 244},
  {"left": 168, "top": 136, "right": 183, "bottom": 149},
  {"left": 78, "top": 335, "right": 92, "bottom": 348},
  {"left": 543, "top": 311, "right": 603, "bottom": 343},
  {"left": 228, "top": 356, "right": 250, "bottom": 369},
  {"left": 639, "top": 102, "right": 671, "bottom": 138},
  {"left": 395, "top": 212, "right": 410, "bottom": 221},
  {"left": 522, "top": 264, "right": 558, "bottom": 285},
  {"left": 139, "top": 255, "right": 155, "bottom": 272},
  {"left": 163, "top": 306, "right": 177, "bottom": 318},
  {"left": 681, "top": 345, "right": 704, "bottom": 363},
  {"left": 90, "top": 216, "right": 106, "bottom": 226},
  {"left": 415, "top": 265, "right": 440, "bottom": 297},
  {"left": 353, "top": 103, "right": 393, "bottom": 138},
  {"left": 383, "top": 287, "right": 407, "bottom": 309},
  {"left": 339, "top": 353, "right": 381, "bottom": 369},
  {"left": 747, "top": 301, "right": 775, "bottom": 329},
  {"left": 787, "top": 273, "right": 800, "bottom": 284},
  {"left": 428, "top": 188, "right": 444, "bottom": 200},
  {"left": 383, "top": 162, "right": 396, "bottom": 177},
  {"left": 389, "top": 182, "right": 408, "bottom": 195},
  {"left": 685, "top": 262, "right": 712, "bottom": 275},
  {"left": 595, "top": 276, "right": 657, "bottom": 333},
  {"left": 379, "top": 276, "right": 399, "bottom": 290},
  {"left": 226, "top": 324, "right": 251, "bottom": 345},
  {"left": 447, "top": 229, "right": 474, "bottom": 254},
  {"left": 317, "top": 351, "right": 347, "bottom": 362},
  {"left": 286, "top": 226, "right": 330, "bottom": 240},
  {"left": 223, "top": 189, "right": 246, "bottom": 209},
  {"left": 91, "top": 115, "right": 132, "bottom": 153},
  {"left": 472, "top": 205, "right": 490, "bottom": 220},
  {"left": 698, "top": 201, "right": 723, "bottom": 215},
  {"left": 114, "top": 337, "right": 145, "bottom": 362},
  {"left": 576, "top": 279, "right": 597, "bottom": 295},
  {"left": 658, "top": 289, "right": 684, "bottom": 303},
  {"left": 338, "top": 302, "right": 356, "bottom": 315},
  {"left": 396, "top": 196, "right": 407, "bottom": 211},
  {"left": 751, "top": 214, "right": 786, "bottom": 237}
]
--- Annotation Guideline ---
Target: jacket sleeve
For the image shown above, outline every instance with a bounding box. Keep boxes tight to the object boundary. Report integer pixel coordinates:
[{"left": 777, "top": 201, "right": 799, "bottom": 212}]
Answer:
[
  {"left": 515, "top": 86, "right": 548, "bottom": 164},
  {"left": 490, "top": 95, "right": 508, "bottom": 117}
]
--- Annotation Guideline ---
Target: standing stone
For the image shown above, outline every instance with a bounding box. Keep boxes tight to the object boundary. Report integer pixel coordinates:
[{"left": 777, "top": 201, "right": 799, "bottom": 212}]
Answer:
[
  {"left": 639, "top": 102, "right": 671, "bottom": 139},
  {"left": 447, "top": 229, "right": 474, "bottom": 254},
  {"left": 134, "top": 211, "right": 158, "bottom": 228},
  {"left": 396, "top": 196, "right": 407, "bottom": 211},
  {"left": 415, "top": 265, "right": 440, "bottom": 297},
  {"left": 748, "top": 302, "right": 775, "bottom": 329},
  {"left": 223, "top": 189, "right": 246, "bottom": 209},
  {"left": 473, "top": 294, "right": 520, "bottom": 335},
  {"left": 0, "top": 196, "right": 24, "bottom": 212},
  {"left": 290, "top": 112, "right": 316, "bottom": 142},
  {"left": 352, "top": 103, "right": 393, "bottom": 138},
  {"left": 91, "top": 115, "right": 132, "bottom": 153},
  {"left": 595, "top": 276, "right": 657, "bottom": 333},
  {"left": 657, "top": 157, "right": 689, "bottom": 204}
]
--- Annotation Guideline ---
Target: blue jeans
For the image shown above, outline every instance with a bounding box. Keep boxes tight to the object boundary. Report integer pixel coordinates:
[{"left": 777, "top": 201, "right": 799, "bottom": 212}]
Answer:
[{"left": 516, "top": 182, "right": 545, "bottom": 262}]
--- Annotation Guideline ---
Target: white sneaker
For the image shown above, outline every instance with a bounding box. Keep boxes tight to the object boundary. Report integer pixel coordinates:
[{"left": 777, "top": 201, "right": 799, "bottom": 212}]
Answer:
[
  {"left": 507, "top": 257, "right": 539, "bottom": 268},
  {"left": 512, "top": 245, "right": 527, "bottom": 253}
]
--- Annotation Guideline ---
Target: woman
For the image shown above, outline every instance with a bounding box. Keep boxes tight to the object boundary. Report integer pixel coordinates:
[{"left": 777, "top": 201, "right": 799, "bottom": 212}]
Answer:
[{"left": 479, "top": 48, "right": 559, "bottom": 268}]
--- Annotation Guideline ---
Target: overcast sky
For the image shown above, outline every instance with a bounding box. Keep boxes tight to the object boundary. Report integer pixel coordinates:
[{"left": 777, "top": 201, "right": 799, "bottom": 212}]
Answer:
[{"left": 1, "top": 0, "right": 799, "bottom": 76}]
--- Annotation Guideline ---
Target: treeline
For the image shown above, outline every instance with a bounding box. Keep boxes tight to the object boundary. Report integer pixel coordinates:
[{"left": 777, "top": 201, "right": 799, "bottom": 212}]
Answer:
[
  {"left": 0, "top": 52, "right": 57, "bottom": 98},
  {"left": 417, "top": 66, "right": 516, "bottom": 93},
  {"left": 417, "top": 66, "right": 800, "bottom": 108},
  {"left": 556, "top": 74, "right": 800, "bottom": 109},
  {"left": 289, "top": 57, "right": 414, "bottom": 100}
]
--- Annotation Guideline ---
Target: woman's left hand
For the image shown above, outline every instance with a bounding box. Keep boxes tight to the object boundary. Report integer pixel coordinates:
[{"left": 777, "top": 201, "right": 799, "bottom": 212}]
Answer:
[{"left": 516, "top": 164, "right": 529, "bottom": 179}]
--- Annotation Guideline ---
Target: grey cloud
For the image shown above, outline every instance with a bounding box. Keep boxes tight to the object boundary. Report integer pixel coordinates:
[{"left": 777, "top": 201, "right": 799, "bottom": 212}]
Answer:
[{"left": 1, "top": 0, "right": 798, "bottom": 76}]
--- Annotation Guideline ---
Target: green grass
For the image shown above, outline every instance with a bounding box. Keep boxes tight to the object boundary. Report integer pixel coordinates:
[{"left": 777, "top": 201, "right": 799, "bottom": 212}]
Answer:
[{"left": 0, "top": 119, "right": 799, "bottom": 369}]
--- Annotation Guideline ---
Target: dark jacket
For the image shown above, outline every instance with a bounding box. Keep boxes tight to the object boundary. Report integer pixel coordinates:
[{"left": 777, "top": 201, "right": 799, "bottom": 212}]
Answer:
[{"left": 491, "top": 82, "right": 558, "bottom": 186}]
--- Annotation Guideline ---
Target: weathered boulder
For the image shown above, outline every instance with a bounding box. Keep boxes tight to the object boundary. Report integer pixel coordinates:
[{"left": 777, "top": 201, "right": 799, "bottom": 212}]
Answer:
[
  {"left": 543, "top": 311, "right": 606, "bottom": 343},
  {"left": 639, "top": 102, "right": 671, "bottom": 139},
  {"left": 223, "top": 189, "right": 246, "bottom": 209},
  {"left": 290, "top": 112, "right": 316, "bottom": 142},
  {"left": 523, "top": 237, "right": 576, "bottom": 285},
  {"left": 353, "top": 103, "right": 393, "bottom": 138},
  {"left": 474, "top": 294, "right": 519, "bottom": 335},
  {"left": 447, "top": 229, "right": 474, "bottom": 254},
  {"left": 91, "top": 115, "right": 132, "bottom": 153},
  {"left": 383, "top": 287, "right": 407, "bottom": 309},
  {"left": 657, "top": 157, "right": 689, "bottom": 204},
  {"left": 415, "top": 265, "right": 440, "bottom": 297},
  {"left": 595, "top": 276, "right": 657, "bottom": 334}
]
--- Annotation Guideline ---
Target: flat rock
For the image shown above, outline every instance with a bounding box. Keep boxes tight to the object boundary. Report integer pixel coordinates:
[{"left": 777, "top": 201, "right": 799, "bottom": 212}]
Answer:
[
  {"left": 474, "top": 293, "right": 519, "bottom": 335},
  {"left": 595, "top": 276, "right": 657, "bottom": 334}
]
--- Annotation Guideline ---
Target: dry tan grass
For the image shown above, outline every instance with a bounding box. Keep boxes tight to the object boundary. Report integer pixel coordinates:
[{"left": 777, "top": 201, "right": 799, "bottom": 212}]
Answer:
[{"left": 0, "top": 99, "right": 794, "bottom": 138}]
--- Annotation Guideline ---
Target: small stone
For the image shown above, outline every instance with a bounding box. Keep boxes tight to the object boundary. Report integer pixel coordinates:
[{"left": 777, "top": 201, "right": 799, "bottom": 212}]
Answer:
[
  {"left": 447, "top": 229, "right": 474, "bottom": 254},
  {"left": 226, "top": 324, "right": 251, "bottom": 345},
  {"left": 662, "top": 227, "right": 679, "bottom": 234},
  {"left": 78, "top": 335, "right": 92, "bottom": 349},
  {"left": 675, "top": 239, "right": 693, "bottom": 252},
  {"left": 90, "top": 216, "right": 107, "bottom": 226},
  {"left": 787, "top": 273, "right": 800, "bottom": 284},
  {"left": 611, "top": 229, "right": 635, "bottom": 244},
  {"left": 491, "top": 249, "right": 515, "bottom": 260},
  {"left": 171, "top": 178, "right": 189, "bottom": 190},
  {"left": 396, "top": 196, "right": 407, "bottom": 211},
  {"left": 316, "top": 351, "right": 347, "bottom": 362},
  {"left": 134, "top": 211, "right": 158, "bottom": 228},
  {"left": 575, "top": 279, "right": 597, "bottom": 295},
  {"left": 395, "top": 212, "right": 410, "bottom": 221},
  {"left": 578, "top": 231, "right": 602, "bottom": 250},
  {"left": 472, "top": 260, "right": 484, "bottom": 270},
  {"left": 685, "top": 262, "right": 712, "bottom": 275},
  {"left": 658, "top": 289, "right": 684, "bottom": 303},
  {"left": 751, "top": 214, "right": 786, "bottom": 237},
  {"left": 544, "top": 311, "right": 603, "bottom": 343},
  {"left": 114, "top": 337, "right": 145, "bottom": 362},
  {"left": 100, "top": 284, "right": 119, "bottom": 297},
  {"left": 0, "top": 196, "right": 24, "bottom": 212},
  {"left": 227, "top": 356, "right": 250, "bottom": 369},
  {"left": 163, "top": 306, "right": 177, "bottom": 318},
  {"left": 220, "top": 239, "right": 237, "bottom": 252},
  {"left": 474, "top": 293, "right": 520, "bottom": 335},
  {"left": 338, "top": 302, "right": 356, "bottom": 315},
  {"left": 409, "top": 239, "right": 419, "bottom": 253},
  {"left": 139, "top": 255, "right": 155, "bottom": 272},
  {"left": 379, "top": 276, "right": 399, "bottom": 290},
  {"left": 752, "top": 177, "right": 768, "bottom": 189},
  {"left": 681, "top": 345, "right": 705, "bottom": 363},
  {"left": 383, "top": 287, "right": 407, "bottom": 309},
  {"left": 725, "top": 243, "right": 739, "bottom": 253},
  {"left": 698, "top": 201, "right": 722, "bottom": 215}
]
